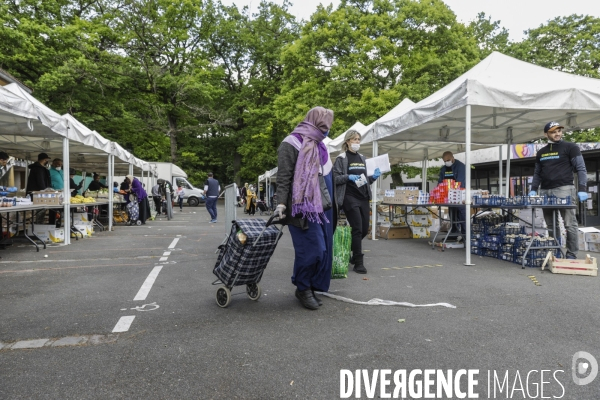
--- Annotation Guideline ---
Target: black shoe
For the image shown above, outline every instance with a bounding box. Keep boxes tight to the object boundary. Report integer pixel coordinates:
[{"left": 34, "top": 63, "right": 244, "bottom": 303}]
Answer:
[
  {"left": 349, "top": 255, "right": 356, "bottom": 265},
  {"left": 353, "top": 254, "right": 367, "bottom": 274},
  {"left": 312, "top": 290, "right": 323, "bottom": 306},
  {"left": 295, "top": 289, "right": 319, "bottom": 310}
]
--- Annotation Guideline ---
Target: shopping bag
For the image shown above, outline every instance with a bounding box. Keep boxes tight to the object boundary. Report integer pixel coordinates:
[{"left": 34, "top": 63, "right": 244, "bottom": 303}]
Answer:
[{"left": 332, "top": 225, "right": 352, "bottom": 279}]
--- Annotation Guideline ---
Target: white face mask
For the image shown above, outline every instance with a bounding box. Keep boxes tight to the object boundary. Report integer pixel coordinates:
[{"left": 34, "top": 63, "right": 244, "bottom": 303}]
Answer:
[
  {"left": 444, "top": 161, "right": 453, "bottom": 167},
  {"left": 350, "top": 143, "right": 360, "bottom": 152},
  {"left": 55, "top": 167, "right": 62, "bottom": 171}
]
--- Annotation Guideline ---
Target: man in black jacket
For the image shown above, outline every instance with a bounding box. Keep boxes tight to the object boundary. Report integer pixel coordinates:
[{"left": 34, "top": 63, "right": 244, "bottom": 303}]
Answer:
[
  {"left": 529, "top": 121, "right": 587, "bottom": 259},
  {"left": 26, "top": 152, "right": 52, "bottom": 223}
]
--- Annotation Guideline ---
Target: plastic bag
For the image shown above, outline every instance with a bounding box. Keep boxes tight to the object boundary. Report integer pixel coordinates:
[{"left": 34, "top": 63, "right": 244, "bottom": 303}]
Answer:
[{"left": 332, "top": 225, "right": 351, "bottom": 279}]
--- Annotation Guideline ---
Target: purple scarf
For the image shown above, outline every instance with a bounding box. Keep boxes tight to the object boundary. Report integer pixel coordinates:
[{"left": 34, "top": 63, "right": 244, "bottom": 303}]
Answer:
[{"left": 284, "top": 121, "right": 329, "bottom": 224}]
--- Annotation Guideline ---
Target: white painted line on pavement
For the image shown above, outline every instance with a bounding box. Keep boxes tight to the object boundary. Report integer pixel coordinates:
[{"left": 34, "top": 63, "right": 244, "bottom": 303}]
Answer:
[
  {"left": 133, "top": 266, "right": 163, "bottom": 301},
  {"left": 162, "top": 251, "right": 171, "bottom": 257},
  {"left": 112, "top": 316, "right": 135, "bottom": 333},
  {"left": 168, "top": 238, "right": 179, "bottom": 249},
  {"left": 159, "top": 257, "right": 168, "bottom": 262}
]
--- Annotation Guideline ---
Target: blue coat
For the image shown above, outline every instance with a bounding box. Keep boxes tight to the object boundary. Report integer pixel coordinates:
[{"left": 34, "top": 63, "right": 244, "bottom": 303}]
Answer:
[{"left": 438, "top": 159, "right": 466, "bottom": 188}]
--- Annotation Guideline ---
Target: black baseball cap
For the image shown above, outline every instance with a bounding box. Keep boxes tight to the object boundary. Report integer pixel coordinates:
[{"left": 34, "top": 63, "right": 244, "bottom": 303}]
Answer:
[
  {"left": 38, "top": 152, "right": 50, "bottom": 161},
  {"left": 544, "top": 121, "right": 564, "bottom": 133},
  {"left": 0, "top": 151, "right": 8, "bottom": 160}
]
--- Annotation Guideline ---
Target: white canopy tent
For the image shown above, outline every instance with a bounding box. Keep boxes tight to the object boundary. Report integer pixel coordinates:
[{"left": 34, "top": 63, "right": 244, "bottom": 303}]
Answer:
[
  {"left": 0, "top": 83, "right": 155, "bottom": 241},
  {"left": 372, "top": 51, "right": 600, "bottom": 265}
]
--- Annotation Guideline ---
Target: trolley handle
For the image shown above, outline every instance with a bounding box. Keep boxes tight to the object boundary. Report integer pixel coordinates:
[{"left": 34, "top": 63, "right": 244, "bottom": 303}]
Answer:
[
  {"left": 265, "top": 214, "right": 284, "bottom": 227},
  {"left": 253, "top": 215, "right": 284, "bottom": 246}
]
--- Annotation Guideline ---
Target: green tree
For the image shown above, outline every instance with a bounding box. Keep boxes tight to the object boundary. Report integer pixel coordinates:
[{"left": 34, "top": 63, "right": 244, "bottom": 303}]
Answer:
[
  {"left": 467, "top": 12, "right": 510, "bottom": 58},
  {"left": 509, "top": 14, "right": 600, "bottom": 78},
  {"left": 276, "top": 0, "right": 480, "bottom": 137}
]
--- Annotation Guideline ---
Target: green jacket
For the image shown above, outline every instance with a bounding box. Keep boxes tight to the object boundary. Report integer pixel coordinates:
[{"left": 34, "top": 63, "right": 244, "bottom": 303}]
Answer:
[{"left": 49, "top": 167, "right": 64, "bottom": 190}]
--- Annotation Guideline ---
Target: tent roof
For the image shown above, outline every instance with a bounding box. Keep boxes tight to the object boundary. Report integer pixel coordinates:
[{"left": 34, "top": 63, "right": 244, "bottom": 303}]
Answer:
[{"left": 374, "top": 52, "right": 600, "bottom": 145}]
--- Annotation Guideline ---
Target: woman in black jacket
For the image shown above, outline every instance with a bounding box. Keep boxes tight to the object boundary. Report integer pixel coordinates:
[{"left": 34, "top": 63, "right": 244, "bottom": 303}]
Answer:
[{"left": 333, "top": 130, "right": 380, "bottom": 274}]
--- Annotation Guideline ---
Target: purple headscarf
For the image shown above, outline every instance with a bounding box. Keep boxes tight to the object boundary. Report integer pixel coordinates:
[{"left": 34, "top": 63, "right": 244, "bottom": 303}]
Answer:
[{"left": 283, "top": 106, "right": 334, "bottom": 223}]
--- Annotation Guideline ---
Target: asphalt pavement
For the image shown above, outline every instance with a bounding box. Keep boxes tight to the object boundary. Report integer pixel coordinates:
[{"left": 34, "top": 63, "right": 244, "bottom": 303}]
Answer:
[{"left": 1, "top": 202, "right": 600, "bottom": 399}]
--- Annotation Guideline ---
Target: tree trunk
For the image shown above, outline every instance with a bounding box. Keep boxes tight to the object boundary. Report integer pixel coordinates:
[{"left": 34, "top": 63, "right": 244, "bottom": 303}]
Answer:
[
  {"left": 168, "top": 114, "right": 177, "bottom": 163},
  {"left": 233, "top": 152, "right": 242, "bottom": 185}
]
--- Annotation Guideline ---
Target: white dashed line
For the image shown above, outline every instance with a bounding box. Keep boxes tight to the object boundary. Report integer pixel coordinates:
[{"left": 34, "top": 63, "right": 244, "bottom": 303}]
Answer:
[
  {"left": 133, "top": 266, "right": 163, "bottom": 301},
  {"left": 162, "top": 251, "right": 171, "bottom": 257},
  {"left": 168, "top": 238, "right": 179, "bottom": 249},
  {"left": 158, "top": 257, "right": 168, "bottom": 262},
  {"left": 112, "top": 316, "right": 136, "bottom": 333}
]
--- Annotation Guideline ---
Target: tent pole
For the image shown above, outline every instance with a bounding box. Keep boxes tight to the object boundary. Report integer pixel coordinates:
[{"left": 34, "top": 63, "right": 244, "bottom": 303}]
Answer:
[
  {"left": 129, "top": 163, "right": 133, "bottom": 176},
  {"left": 465, "top": 105, "right": 474, "bottom": 266},
  {"left": 506, "top": 132, "right": 512, "bottom": 196},
  {"left": 421, "top": 149, "right": 428, "bottom": 193},
  {"left": 498, "top": 146, "right": 503, "bottom": 196},
  {"left": 62, "top": 137, "right": 71, "bottom": 245},
  {"left": 371, "top": 140, "right": 379, "bottom": 240},
  {"left": 108, "top": 154, "right": 113, "bottom": 232}
]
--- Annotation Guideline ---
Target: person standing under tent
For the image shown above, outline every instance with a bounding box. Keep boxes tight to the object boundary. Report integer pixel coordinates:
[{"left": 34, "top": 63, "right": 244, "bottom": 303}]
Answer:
[
  {"left": 49, "top": 158, "right": 64, "bottom": 190},
  {"left": 0, "top": 151, "right": 9, "bottom": 167},
  {"left": 333, "top": 129, "right": 381, "bottom": 274},
  {"left": 529, "top": 121, "right": 588, "bottom": 259},
  {"left": 204, "top": 172, "right": 220, "bottom": 223},
  {"left": 87, "top": 173, "right": 108, "bottom": 192},
  {"left": 438, "top": 151, "right": 467, "bottom": 236},
  {"left": 26, "top": 152, "right": 52, "bottom": 224},
  {"left": 175, "top": 185, "right": 185, "bottom": 212},
  {"left": 69, "top": 168, "right": 83, "bottom": 197},
  {"left": 275, "top": 106, "right": 334, "bottom": 310}
]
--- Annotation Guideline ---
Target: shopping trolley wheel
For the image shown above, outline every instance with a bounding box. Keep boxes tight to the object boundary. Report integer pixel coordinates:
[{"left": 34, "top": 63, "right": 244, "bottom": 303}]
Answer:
[
  {"left": 246, "top": 283, "right": 261, "bottom": 301},
  {"left": 216, "top": 286, "right": 232, "bottom": 308},
  {"left": 136, "top": 220, "right": 142, "bottom": 226}
]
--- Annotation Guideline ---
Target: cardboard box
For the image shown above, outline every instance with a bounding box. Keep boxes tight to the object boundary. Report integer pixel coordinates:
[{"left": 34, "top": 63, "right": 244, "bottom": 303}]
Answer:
[
  {"left": 410, "top": 226, "right": 430, "bottom": 239},
  {"left": 587, "top": 242, "right": 600, "bottom": 253},
  {"left": 74, "top": 223, "right": 93, "bottom": 237},
  {"left": 73, "top": 212, "right": 90, "bottom": 223},
  {"left": 543, "top": 253, "right": 597, "bottom": 276},
  {"left": 407, "top": 214, "right": 432, "bottom": 227},
  {"left": 48, "top": 229, "right": 65, "bottom": 243},
  {"left": 377, "top": 225, "right": 411, "bottom": 239},
  {"left": 31, "top": 191, "right": 64, "bottom": 205},
  {"left": 32, "top": 224, "right": 57, "bottom": 242}
]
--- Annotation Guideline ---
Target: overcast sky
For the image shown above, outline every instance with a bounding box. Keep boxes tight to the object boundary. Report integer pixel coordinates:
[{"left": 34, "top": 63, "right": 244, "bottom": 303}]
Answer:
[{"left": 221, "top": 0, "right": 600, "bottom": 42}]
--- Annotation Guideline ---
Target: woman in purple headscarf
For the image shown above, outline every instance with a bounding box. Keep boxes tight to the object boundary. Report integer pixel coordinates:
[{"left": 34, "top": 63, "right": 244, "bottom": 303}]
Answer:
[
  {"left": 274, "top": 106, "right": 335, "bottom": 310},
  {"left": 125, "top": 175, "right": 151, "bottom": 224}
]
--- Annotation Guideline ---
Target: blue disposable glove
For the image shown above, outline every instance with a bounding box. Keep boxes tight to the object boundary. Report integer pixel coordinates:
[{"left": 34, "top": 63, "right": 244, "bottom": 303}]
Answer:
[
  {"left": 348, "top": 175, "right": 360, "bottom": 182},
  {"left": 528, "top": 191, "right": 537, "bottom": 196},
  {"left": 578, "top": 192, "right": 588, "bottom": 202},
  {"left": 372, "top": 168, "right": 381, "bottom": 180}
]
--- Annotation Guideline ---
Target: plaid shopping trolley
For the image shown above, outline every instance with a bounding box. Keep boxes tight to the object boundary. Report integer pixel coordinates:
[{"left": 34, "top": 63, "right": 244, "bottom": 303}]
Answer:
[{"left": 212, "top": 215, "right": 284, "bottom": 308}]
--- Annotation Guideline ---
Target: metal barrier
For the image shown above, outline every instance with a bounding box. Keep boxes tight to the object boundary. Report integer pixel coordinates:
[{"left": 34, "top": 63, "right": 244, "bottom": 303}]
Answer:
[{"left": 224, "top": 183, "right": 238, "bottom": 235}]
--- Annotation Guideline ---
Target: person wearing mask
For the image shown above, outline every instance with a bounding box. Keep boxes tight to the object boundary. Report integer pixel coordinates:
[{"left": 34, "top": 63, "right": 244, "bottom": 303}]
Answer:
[
  {"left": 438, "top": 151, "right": 467, "bottom": 236},
  {"left": 151, "top": 182, "right": 162, "bottom": 215},
  {"left": 87, "top": 173, "right": 108, "bottom": 192},
  {"left": 333, "top": 130, "right": 381, "bottom": 274},
  {"left": 26, "top": 153, "right": 52, "bottom": 224},
  {"left": 175, "top": 185, "right": 185, "bottom": 212},
  {"left": 529, "top": 121, "right": 588, "bottom": 259},
  {"left": 246, "top": 185, "right": 257, "bottom": 216},
  {"left": 49, "top": 158, "right": 64, "bottom": 190},
  {"left": 125, "top": 175, "right": 150, "bottom": 224},
  {"left": 204, "top": 173, "right": 220, "bottom": 223},
  {"left": 0, "top": 151, "right": 10, "bottom": 167},
  {"left": 275, "top": 106, "right": 335, "bottom": 310},
  {"left": 48, "top": 158, "right": 64, "bottom": 225}
]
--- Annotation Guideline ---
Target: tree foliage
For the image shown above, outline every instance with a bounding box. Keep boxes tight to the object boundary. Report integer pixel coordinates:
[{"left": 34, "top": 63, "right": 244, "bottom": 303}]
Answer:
[{"left": 1, "top": 1, "right": 600, "bottom": 185}]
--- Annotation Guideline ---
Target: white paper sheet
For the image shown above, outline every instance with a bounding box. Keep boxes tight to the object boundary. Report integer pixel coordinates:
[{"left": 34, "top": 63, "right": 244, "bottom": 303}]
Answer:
[{"left": 366, "top": 154, "right": 391, "bottom": 176}]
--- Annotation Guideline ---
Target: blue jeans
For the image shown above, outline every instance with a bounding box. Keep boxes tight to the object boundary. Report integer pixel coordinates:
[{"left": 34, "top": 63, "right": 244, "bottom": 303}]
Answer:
[
  {"left": 206, "top": 197, "right": 218, "bottom": 220},
  {"left": 178, "top": 197, "right": 183, "bottom": 210}
]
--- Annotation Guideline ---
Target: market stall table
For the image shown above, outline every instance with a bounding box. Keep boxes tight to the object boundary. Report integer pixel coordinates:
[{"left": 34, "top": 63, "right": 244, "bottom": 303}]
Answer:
[{"left": 0, "top": 204, "right": 49, "bottom": 251}]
